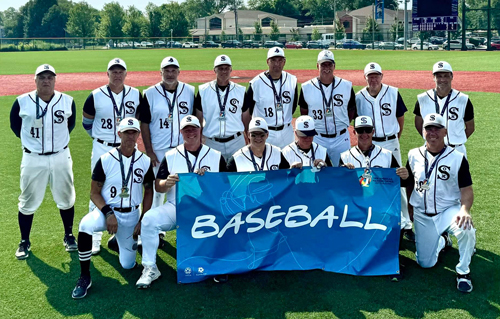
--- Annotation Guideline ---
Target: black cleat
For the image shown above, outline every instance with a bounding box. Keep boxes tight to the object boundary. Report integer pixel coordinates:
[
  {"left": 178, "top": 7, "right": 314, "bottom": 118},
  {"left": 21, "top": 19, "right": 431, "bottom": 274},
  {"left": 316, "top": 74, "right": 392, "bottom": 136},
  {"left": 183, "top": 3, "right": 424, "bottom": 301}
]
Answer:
[
  {"left": 64, "top": 234, "right": 78, "bottom": 252},
  {"left": 15, "top": 240, "right": 31, "bottom": 260},
  {"left": 457, "top": 273, "right": 473, "bottom": 293},
  {"left": 402, "top": 228, "right": 416, "bottom": 242},
  {"left": 107, "top": 235, "right": 119, "bottom": 253},
  {"left": 72, "top": 275, "right": 92, "bottom": 299}
]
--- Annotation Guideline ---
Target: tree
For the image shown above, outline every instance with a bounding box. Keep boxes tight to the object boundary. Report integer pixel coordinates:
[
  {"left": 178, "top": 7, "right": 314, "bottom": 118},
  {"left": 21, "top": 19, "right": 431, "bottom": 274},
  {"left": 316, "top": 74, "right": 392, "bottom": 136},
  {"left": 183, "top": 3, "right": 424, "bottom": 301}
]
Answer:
[
  {"left": 221, "top": 30, "right": 226, "bottom": 41},
  {"left": 270, "top": 19, "right": 280, "bottom": 40},
  {"left": 253, "top": 21, "right": 263, "bottom": 41},
  {"left": 389, "top": 18, "right": 403, "bottom": 41},
  {"left": 290, "top": 27, "right": 300, "bottom": 41},
  {"left": 123, "top": 6, "right": 148, "bottom": 38},
  {"left": 66, "top": 2, "right": 98, "bottom": 37},
  {"left": 311, "top": 27, "right": 321, "bottom": 40},
  {"left": 2, "top": 7, "right": 25, "bottom": 38},
  {"left": 362, "top": 16, "right": 382, "bottom": 41},
  {"left": 98, "top": 2, "right": 125, "bottom": 37},
  {"left": 248, "top": 0, "right": 300, "bottom": 17},
  {"left": 159, "top": 2, "right": 189, "bottom": 38},
  {"left": 334, "top": 19, "right": 345, "bottom": 40},
  {"left": 23, "top": 0, "right": 58, "bottom": 37},
  {"left": 41, "top": 3, "right": 71, "bottom": 37},
  {"left": 145, "top": 3, "right": 162, "bottom": 37},
  {"left": 302, "top": 0, "right": 335, "bottom": 24}
]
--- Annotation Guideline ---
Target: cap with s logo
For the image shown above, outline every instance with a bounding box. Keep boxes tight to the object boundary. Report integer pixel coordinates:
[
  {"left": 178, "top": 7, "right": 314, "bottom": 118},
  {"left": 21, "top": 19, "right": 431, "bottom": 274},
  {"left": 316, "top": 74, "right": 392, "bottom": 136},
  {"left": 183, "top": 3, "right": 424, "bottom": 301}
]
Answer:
[
  {"left": 354, "top": 116, "right": 374, "bottom": 128},
  {"left": 267, "top": 47, "right": 285, "bottom": 59},
  {"left": 214, "top": 55, "right": 232, "bottom": 68},
  {"left": 249, "top": 117, "right": 269, "bottom": 133},
  {"left": 107, "top": 58, "right": 127, "bottom": 70},
  {"left": 423, "top": 113, "right": 445, "bottom": 128},
  {"left": 295, "top": 115, "right": 318, "bottom": 136},
  {"left": 180, "top": 115, "right": 201, "bottom": 129},
  {"left": 161, "top": 56, "right": 180, "bottom": 68},
  {"left": 119, "top": 117, "right": 140, "bottom": 132},
  {"left": 432, "top": 61, "right": 453, "bottom": 74},
  {"left": 35, "top": 64, "right": 56, "bottom": 76},
  {"left": 364, "top": 62, "right": 382, "bottom": 76},
  {"left": 317, "top": 50, "right": 335, "bottom": 64}
]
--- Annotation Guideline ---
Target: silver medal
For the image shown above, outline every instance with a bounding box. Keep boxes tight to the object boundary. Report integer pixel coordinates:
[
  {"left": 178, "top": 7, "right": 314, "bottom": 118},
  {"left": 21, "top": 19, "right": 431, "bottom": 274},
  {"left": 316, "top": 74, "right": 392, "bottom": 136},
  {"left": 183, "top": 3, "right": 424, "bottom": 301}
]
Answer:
[{"left": 33, "top": 118, "right": 43, "bottom": 128}]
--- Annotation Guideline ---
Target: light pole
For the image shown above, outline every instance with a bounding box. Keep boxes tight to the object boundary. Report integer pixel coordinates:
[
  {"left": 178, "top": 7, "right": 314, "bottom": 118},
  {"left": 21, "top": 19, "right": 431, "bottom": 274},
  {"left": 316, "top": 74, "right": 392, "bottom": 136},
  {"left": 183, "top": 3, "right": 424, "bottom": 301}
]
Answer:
[
  {"left": 170, "top": 29, "right": 173, "bottom": 44},
  {"left": 404, "top": 0, "right": 408, "bottom": 50}
]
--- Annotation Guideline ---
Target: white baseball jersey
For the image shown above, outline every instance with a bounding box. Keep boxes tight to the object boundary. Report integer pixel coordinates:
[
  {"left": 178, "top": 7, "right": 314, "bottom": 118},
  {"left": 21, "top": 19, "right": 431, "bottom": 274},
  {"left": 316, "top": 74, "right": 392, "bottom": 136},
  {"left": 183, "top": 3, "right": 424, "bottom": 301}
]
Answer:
[
  {"left": 96, "top": 148, "right": 152, "bottom": 208},
  {"left": 16, "top": 90, "right": 73, "bottom": 153},
  {"left": 142, "top": 82, "right": 195, "bottom": 149},
  {"left": 281, "top": 142, "right": 327, "bottom": 166},
  {"left": 340, "top": 145, "right": 393, "bottom": 168},
  {"left": 417, "top": 89, "right": 470, "bottom": 145},
  {"left": 356, "top": 84, "right": 401, "bottom": 138},
  {"left": 163, "top": 144, "right": 222, "bottom": 204},
  {"left": 249, "top": 71, "right": 297, "bottom": 127},
  {"left": 407, "top": 146, "right": 465, "bottom": 215},
  {"left": 198, "top": 80, "right": 246, "bottom": 138},
  {"left": 88, "top": 85, "right": 140, "bottom": 144},
  {"left": 233, "top": 143, "right": 282, "bottom": 172},
  {"left": 301, "top": 77, "right": 353, "bottom": 134}
]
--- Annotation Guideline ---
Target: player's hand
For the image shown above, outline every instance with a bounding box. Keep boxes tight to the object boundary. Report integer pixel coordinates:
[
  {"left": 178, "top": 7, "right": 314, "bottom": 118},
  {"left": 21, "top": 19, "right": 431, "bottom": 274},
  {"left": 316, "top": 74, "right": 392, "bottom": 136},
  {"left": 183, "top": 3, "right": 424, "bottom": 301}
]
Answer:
[
  {"left": 396, "top": 167, "right": 409, "bottom": 180},
  {"left": 165, "top": 174, "right": 179, "bottom": 188},
  {"left": 313, "top": 159, "right": 326, "bottom": 169},
  {"left": 106, "top": 214, "right": 118, "bottom": 234},
  {"left": 290, "top": 162, "right": 303, "bottom": 169},
  {"left": 456, "top": 211, "right": 474, "bottom": 230},
  {"left": 195, "top": 167, "right": 208, "bottom": 176},
  {"left": 343, "top": 163, "right": 355, "bottom": 169},
  {"left": 133, "top": 222, "right": 141, "bottom": 240},
  {"left": 147, "top": 151, "right": 160, "bottom": 167}
]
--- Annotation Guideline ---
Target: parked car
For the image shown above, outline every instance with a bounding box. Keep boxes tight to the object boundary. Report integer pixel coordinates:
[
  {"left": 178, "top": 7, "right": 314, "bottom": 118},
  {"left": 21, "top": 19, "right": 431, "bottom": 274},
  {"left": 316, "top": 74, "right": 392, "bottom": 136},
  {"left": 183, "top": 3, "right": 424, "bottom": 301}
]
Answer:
[
  {"left": 366, "top": 41, "right": 382, "bottom": 49},
  {"left": 411, "top": 41, "right": 439, "bottom": 50},
  {"left": 305, "top": 41, "right": 329, "bottom": 49},
  {"left": 202, "top": 41, "right": 219, "bottom": 48},
  {"left": 117, "top": 42, "right": 130, "bottom": 48},
  {"left": 285, "top": 41, "right": 303, "bottom": 49},
  {"left": 171, "top": 41, "right": 182, "bottom": 48},
  {"left": 221, "top": 40, "right": 242, "bottom": 48},
  {"left": 182, "top": 42, "right": 199, "bottom": 48},
  {"left": 140, "top": 41, "right": 153, "bottom": 47},
  {"left": 394, "top": 43, "right": 404, "bottom": 50},
  {"left": 443, "top": 40, "right": 475, "bottom": 50},
  {"left": 340, "top": 40, "right": 366, "bottom": 50},
  {"left": 242, "top": 40, "right": 261, "bottom": 48},
  {"left": 490, "top": 41, "right": 500, "bottom": 50},
  {"left": 469, "top": 37, "right": 486, "bottom": 46},
  {"left": 379, "top": 41, "right": 397, "bottom": 50},
  {"left": 264, "top": 41, "right": 284, "bottom": 48},
  {"left": 429, "top": 36, "right": 445, "bottom": 45},
  {"left": 154, "top": 40, "right": 166, "bottom": 47}
]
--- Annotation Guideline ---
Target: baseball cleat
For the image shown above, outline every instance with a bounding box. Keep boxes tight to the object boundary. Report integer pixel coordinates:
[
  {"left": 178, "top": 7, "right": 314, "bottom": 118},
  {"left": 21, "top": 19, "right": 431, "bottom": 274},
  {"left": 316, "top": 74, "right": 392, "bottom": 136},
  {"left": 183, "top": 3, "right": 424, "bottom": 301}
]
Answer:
[
  {"left": 72, "top": 275, "right": 92, "bottom": 299},
  {"left": 15, "top": 240, "right": 31, "bottom": 260},
  {"left": 136, "top": 265, "right": 161, "bottom": 289},
  {"left": 457, "top": 274, "right": 473, "bottom": 293},
  {"left": 107, "top": 235, "right": 119, "bottom": 253},
  {"left": 402, "top": 228, "right": 416, "bottom": 242},
  {"left": 91, "top": 240, "right": 101, "bottom": 256},
  {"left": 64, "top": 234, "right": 78, "bottom": 252}
]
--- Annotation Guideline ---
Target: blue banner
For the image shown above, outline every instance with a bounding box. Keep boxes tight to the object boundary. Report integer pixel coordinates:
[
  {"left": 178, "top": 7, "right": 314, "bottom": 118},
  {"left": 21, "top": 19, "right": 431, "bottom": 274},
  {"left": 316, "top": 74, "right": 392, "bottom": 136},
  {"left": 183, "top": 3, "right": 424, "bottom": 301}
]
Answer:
[
  {"left": 375, "top": 0, "right": 385, "bottom": 23},
  {"left": 176, "top": 167, "right": 401, "bottom": 284}
]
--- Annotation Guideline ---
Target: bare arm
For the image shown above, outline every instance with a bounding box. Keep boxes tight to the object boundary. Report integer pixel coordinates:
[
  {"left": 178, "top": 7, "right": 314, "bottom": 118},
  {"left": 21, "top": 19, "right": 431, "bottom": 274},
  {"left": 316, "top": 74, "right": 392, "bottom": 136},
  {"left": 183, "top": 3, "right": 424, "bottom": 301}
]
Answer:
[
  {"left": 242, "top": 110, "right": 251, "bottom": 133},
  {"left": 397, "top": 115, "right": 405, "bottom": 139},
  {"left": 155, "top": 174, "right": 179, "bottom": 193},
  {"left": 140, "top": 122, "right": 159, "bottom": 166},
  {"left": 465, "top": 119, "right": 475, "bottom": 139},
  {"left": 456, "top": 186, "right": 474, "bottom": 229},
  {"left": 414, "top": 115, "right": 423, "bottom": 137}
]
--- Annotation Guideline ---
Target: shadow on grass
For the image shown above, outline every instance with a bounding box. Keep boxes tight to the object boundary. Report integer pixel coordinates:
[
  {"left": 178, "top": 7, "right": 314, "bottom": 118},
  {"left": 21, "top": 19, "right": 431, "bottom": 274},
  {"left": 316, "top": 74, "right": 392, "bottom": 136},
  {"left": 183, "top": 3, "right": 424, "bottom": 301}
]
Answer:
[{"left": 26, "top": 241, "right": 500, "bottom": 319}]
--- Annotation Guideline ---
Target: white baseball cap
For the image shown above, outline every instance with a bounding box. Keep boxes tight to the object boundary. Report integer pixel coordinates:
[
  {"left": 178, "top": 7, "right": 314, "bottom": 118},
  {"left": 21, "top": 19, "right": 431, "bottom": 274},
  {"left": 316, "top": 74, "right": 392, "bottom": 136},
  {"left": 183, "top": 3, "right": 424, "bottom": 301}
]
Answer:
[
  {"left": 433, "top": 61, "right": 453, "bottom": 74},
  {"left": 364, "top": 62, "right": 382, "bottom": 76},
  {"left": 108, "top": 58, "right": 127, "bottom": 70},
  {"left": 161, "top": 56, "right": 180, "bottom": 69},
  {"left": 214, "top": 55, "right": 232, "bottom": 68},
  {"left": 180, "top": 115, "right": 201, "bottom": 129},
  {"left": 423, "top": 113, "right": 445, "bottom": 129},
  {"left": 119, "top": 117, "right": 140, "bottom": 132},
  {"left": 354, "top": 116, "right": 374, "bottom": 128},
  {"left": 317, "top": 50, "right": 335, "bottom": 64},
  {"left": 295, "top": 116, "right": 317, "bottom": 136},
  {"left": 267, "top": 47, "right": 285, "bottom": 59},
  {"left": 249, "top": 117, "right": 268, "bottom": 133},
  {"left": 35, "top": 64, "right": 56, "bottom": 76}
]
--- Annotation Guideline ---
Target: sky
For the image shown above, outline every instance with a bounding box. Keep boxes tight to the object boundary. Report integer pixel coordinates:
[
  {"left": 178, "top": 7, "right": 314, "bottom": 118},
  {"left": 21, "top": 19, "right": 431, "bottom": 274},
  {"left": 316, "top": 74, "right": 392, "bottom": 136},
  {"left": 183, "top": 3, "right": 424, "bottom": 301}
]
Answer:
[{"left": 0, "top": 0, "right": 412, "bottom": 12}]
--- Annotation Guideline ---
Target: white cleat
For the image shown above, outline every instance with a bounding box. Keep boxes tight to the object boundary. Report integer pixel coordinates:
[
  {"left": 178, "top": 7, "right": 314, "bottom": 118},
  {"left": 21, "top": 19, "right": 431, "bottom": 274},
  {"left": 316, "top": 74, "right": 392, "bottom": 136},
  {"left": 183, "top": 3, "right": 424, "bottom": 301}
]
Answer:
[
  {"left": 136, "top": 265, "right": 161, "bottom": 289},
  {"left": 91, "top": 240, "right": 101, "bottom": 256}
]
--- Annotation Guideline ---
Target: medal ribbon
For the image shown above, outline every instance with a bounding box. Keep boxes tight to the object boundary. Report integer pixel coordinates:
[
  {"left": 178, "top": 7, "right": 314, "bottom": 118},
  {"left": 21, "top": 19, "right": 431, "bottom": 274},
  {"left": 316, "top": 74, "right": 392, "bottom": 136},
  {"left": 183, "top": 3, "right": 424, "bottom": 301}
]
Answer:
[
  {"left": 433, "top": 89, "right": 452, "bottom": 116},
  {"left": 266, "top": 73, "right": 282, "bottom": 109},
  {"left": 118, "top": 149, "right": 135, "bottom": 191},
  {"left": 215, "top": 83, "right": 230, "bottom": 115},
  {"left": 162, "top": 84, "right": 178, "bottom": 118},
  {"left": 296, "top": 143, "right": 315, "bottom": 165},
  {"left": 107, "top": 86, "right": 126, "bottom": 120},
  {"left": 184, "top": 145, "right": 203, "bottom": 173},
  {"left": 35, "top": 93, "right": 50, "bottom": 119},
  {"left": 249, "top": 146, "right": 267, "bottom": 171},
  {"left": 356, "top": 145, "right": 375, "bottom": 169},
  {"left": 318, "top": 78, "right": 335, "bottom": 112},
  {"left": 424, "top": 147, "right": 447, "bottom": 181}
]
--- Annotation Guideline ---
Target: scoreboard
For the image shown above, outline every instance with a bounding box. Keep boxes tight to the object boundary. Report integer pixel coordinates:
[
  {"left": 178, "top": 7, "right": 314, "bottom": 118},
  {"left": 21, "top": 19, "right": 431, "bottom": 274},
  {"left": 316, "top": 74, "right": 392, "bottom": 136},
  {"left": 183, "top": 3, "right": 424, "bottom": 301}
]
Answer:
[{"left": 412, "top": 0, "right": 459, "bottom": 31}]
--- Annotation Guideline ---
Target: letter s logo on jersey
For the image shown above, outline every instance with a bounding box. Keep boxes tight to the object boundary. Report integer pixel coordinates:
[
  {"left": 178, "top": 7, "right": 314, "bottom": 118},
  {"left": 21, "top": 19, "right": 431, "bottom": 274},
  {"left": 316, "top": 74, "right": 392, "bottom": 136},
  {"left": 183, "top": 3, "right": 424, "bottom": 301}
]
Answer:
[
  {"left": 381, "top": 103, "right": 392, "bottom": 116},
  {"left": 178, "top": 101, "right": 189, "bottom": 114},
  {"left": 448, "top": 107, "right": 459, "bottom": 120},
  {"left": 134, "top": 168, "right": 144, "bottom": 183},
  {"left": 201, "top": 165, "right": 211, "bottom": 171},
  {"left": 229, "top": 98, "right": 239, "bottom": 113},
  {"left": 125, "top": 101, "right": 135, "bottom": 114},
  {"left": 270, "top": 165, "right": 279, "bottom": 170},
  {"left": 53, "top": 110, "right": 65, "bottom": 124},
  {"left": 282, "top": 91, "right": 291, "bottom": 104},
  {"left": 333, "top": 94, "right": 344, "bottom": 107},
  {"left": 437, "top": 165, "right": 450, "bottom": 180}
]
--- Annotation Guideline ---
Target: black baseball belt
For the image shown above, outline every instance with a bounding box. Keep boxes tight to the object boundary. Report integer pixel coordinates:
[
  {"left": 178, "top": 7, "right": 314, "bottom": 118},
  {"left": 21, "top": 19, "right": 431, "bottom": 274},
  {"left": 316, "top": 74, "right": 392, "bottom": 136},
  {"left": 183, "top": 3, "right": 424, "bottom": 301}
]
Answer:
[
  {"left": 23, "top": 145, "right": 68, "bottom": 156},
  {"left": 212, "top": 132, "right": 242, "bottom": 143},
  {"left": 449, "top": 143, "right": 463, "bottom": 148},
  {"left": 268, "top": 123, "right": 291, "bottom": 131},
  {"left": 113, "top": 205, "right": 140, "bottom": 213},
  {"left": 320, "top": 128, "right": 347, "bottom": 138},
  {"left": 424, "top": 212, "right": 439, "bottom": 217},
  {"left": 372, "top": 134, "right": 397, "bottom": 142},
  {"left": 95, "top": 138, "right": 121, "bottom": 147}
]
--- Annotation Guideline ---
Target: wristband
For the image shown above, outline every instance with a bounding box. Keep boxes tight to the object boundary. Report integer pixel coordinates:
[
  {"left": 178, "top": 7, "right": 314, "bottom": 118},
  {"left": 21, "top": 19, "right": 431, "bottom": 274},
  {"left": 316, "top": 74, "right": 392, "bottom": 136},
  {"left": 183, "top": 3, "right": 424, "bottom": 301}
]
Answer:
[{"left": 101, "top": 205, "right": 114, "bottom": 219}]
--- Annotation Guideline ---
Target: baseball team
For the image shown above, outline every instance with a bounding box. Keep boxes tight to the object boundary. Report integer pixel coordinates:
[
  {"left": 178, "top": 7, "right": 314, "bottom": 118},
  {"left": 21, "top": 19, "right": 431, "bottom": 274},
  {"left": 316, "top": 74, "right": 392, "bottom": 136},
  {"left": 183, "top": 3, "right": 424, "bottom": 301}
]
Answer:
[{"left": 9, "top": 47, "right": 476, "bottom": 299}]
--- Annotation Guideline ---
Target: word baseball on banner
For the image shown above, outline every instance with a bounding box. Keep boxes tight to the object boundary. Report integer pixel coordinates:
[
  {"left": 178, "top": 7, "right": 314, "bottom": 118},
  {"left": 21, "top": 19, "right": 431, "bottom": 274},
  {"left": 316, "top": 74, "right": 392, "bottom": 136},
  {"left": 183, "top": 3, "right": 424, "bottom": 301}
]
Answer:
[{"left": 176, "top": 167, "right": 401, "bottom": 284}]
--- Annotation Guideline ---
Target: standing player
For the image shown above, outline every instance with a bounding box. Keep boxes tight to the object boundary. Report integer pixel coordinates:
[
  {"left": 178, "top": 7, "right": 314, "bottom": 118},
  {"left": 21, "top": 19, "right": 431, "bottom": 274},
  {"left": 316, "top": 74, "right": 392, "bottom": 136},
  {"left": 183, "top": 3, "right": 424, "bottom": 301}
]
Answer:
[
  {"left": 10, "top": 64, "right": 77, "bottom": 259},
  {"left": 136, "top": 115, "right": 225, "bottom": 288},
  {"left": 82, "top": 58, "right": 142, "bottom": 255},
  {"left": 281, "top": 115, "right": 332, "bottom": 169},
  {"left": 72, "top": 118, "right": 154, "bottom": 298},
  {"left": 227, "top": 118, "right": 290, "bottom": 172},
  {"left": 406, "top": 113, "right": 476, "bottom": 293},
  {"left": 355, "top": 62, "right": 414, "bottom": 241},
  {"left": 195, "top": 55, "right": 250, "bottom": 161},
  {"left": 245, "top": 47, "right": 298, "bottom": 148},
  {"left": 299, "top": 50, "right": 356, "bottom": 166},
  {"left": 139, "top": 56, "right": 195, "bottom": 208},
  {"left": 414, "top": 61, "right": 475, "bottom": 157}
]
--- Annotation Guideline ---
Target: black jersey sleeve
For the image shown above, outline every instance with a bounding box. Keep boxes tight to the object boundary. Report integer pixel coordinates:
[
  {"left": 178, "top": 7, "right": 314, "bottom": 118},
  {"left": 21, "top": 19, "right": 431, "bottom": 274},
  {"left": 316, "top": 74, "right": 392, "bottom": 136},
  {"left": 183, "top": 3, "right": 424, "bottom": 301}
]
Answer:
[
  {"left": 413, "top": 101, "right": 421, "bottom": 116},
  {"left": 405, "top": 161, "right": 414, "bottom": 189},
  {"left": 464, "top": 98, "right": 474, "bottom": 122},
  {"left": 92, "top": 159, "right": 106, "bottom": 182},
  {"left": 143, "top": 162, "right": 155, "bottom": 186},
  {"left": 325, "top": 153, "right": 333, "bottom": 167},
  {"left": 157, "top": 157, "right": 170, "bottom": 179},
  {"left": 194, "top": 92, "right": 202, "bottom": 112},
  {"left": 458, "top": 157, "right": 473, "bottom": 188},
  {"left": 246, "top": 85, "right": 256, "bottom": 115},
  {"left": 137, "top": 93, "right": 152, "bottom": 123},
  {"left": 10, "top": 99, "right": 22, "bottom": 138},
  {"left": 298, "top": 89, "right": 308, "bottom": 111},
  {"left": 292, "top": 85, "right": 298, "bottom": 115},
  {"left": 279, "top": 153, "right": 290, "bottom": 169},
  {"left": 83, "top": 93, "right": 96, "bottom": 116},
  {"left": 348, "top": 88, "right": 357, "bottom": 121},
  {"left": 68, "top": 100, "right": 77, "bottom": 133},
  {"left": 226, "top": 156, "right": 237, "bottom": 172},
  {"left": 395, "top": 92, "right": 408, "bottom": 118}
]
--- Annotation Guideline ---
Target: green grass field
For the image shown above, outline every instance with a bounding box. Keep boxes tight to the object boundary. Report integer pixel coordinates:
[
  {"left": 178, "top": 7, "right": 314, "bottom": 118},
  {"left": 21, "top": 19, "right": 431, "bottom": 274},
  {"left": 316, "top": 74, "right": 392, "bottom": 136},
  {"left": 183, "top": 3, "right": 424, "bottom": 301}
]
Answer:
[{"left": 1, "top": 49, "right": 499, "bottom": 319}]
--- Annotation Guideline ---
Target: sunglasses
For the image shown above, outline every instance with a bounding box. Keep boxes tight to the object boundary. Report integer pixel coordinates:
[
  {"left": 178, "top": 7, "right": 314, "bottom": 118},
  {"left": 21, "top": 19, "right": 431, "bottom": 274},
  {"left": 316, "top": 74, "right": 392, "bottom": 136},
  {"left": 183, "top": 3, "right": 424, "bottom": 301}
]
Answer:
[
  {"left": 355, "top": 127, "right": 373, "bottom": 134},
  {"left": 250, "top": 133, "right": 266, "bottom": 138}
]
